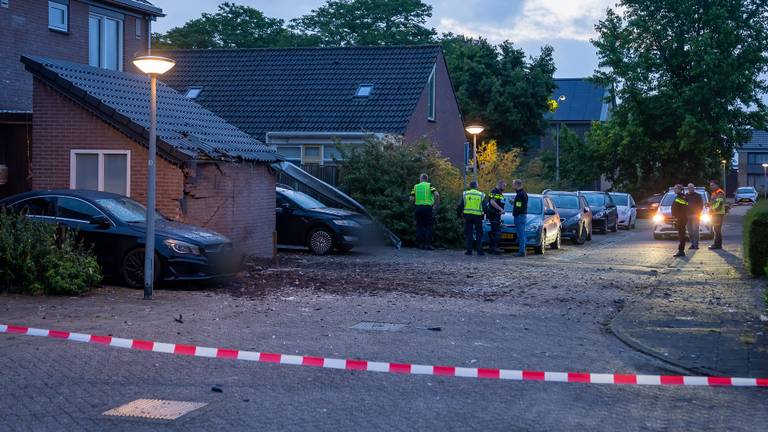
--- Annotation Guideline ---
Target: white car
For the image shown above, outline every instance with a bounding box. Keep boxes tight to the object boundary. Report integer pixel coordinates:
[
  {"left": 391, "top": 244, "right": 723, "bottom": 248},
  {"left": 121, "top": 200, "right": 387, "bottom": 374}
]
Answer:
[
  {"left": 734, "top": 186, "right": 758, "bottom": 205},
  {"left": 609, "top": 192, "right": 637, "bottom": 229},
  {"left": 652, "top": 190, "right": 714, "bottom": 240}
]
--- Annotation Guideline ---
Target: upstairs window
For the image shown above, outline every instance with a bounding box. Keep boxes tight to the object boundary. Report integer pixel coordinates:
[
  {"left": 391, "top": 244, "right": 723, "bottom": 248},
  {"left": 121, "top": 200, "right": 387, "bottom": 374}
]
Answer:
[
  {"left": 185, "top": 87, "right": 203, "bottom": 99},
  {"left": 427, "top": 65, "right": 436, "bottom": 121},
  {"left": 48, "top": 1, "right": 68, "bottom": 32},
  {"left": 355, "top": 84, "right": 374, "bottom": 97},
  {"left": 89, "top": 13, "right": 123, "bottom": 71}
]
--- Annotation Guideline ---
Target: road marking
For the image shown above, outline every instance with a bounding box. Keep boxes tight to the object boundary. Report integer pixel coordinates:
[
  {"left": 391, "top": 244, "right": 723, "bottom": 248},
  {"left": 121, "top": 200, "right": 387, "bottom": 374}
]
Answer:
[{"left": 2, "top": 323, "right": 766, "bottom": 388}]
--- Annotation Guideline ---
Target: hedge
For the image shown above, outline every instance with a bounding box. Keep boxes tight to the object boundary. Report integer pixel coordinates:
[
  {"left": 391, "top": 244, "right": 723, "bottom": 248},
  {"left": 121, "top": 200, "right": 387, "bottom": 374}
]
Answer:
[{"left": 743, "top": 201, "right": 768, "bottom": 276}]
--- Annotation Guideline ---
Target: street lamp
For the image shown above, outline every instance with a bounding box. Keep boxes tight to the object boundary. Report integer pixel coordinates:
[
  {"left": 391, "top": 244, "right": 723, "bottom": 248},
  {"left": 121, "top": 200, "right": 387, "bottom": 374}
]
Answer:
[
  {"left": 762, "top": 163, "right": 768, "bottom": 200},
  {"left": 465, "top": 124, "right": 484, "bottom": 183},
  {"left": 132, "top": 55, "right": 175, "bottom": 300},
  {"left": 721, "top": 159, "right": 727, "bottom": 198},
  {"left": 554, "top": 95, "right": 566, "bottom": 183}
]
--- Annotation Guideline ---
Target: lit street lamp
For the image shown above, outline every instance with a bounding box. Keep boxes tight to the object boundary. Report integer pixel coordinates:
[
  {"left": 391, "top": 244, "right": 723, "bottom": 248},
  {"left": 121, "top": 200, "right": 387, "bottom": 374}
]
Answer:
[
  {"left": 132, "top": 55, "right": 175, "bottom": 300},
  {"left": 553, "top": 95, "right": 566, "bottom": 183},
  {"left": 721, "top": 159, "right": 727, "bottom": 198},
  {"left": 465, "top": 124, "right": 485, "bottom": 184},
  {"left": 763, "top": 163, "right": 768, "bottom": 200}
]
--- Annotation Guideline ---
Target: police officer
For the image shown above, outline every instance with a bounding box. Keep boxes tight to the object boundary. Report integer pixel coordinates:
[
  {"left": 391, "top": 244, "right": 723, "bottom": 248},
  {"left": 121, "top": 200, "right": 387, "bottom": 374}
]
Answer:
[
  {"left": 458, "top": 180, "right": 485, "bottom": 256},
  {"left": 410, "top": 173, "right": 440, "bottom": 250},
  {"left": 487, "top": 180, "right": 507, "bottom": 254},
  {"left": 709, "top": 179, "right": 726, "bottom": 250},
  {"left": 685, "top": 183, "right": 703, "bottom": 250},
  {"left": 511, "top": 179, "right": 528, "bottom": 257},
  {"left": 671, "top": 184, "right": 689, "bottom": 257}
]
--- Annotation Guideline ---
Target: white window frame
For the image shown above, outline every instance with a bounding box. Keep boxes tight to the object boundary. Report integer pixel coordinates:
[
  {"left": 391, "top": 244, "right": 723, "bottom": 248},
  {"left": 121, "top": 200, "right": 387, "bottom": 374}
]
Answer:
[
  {"left": 427, "top": 65, "right": 436, "bottom": 121},
  {"left": 301, "top": 145, "right": 324, "bottom": 165},
  {"left": 69, "top": 150, "right": 131, "bottom": 196},
  {"left": 88, "top": 13, "right": 124, "bottom": 71},
  {"left": 48, "top": 1, "right": 68, "bottom": 32}
]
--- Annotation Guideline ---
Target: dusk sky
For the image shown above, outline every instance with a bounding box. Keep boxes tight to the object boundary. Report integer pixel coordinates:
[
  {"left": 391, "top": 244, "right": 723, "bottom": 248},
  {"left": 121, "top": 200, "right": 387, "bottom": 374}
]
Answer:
[{"left": 149, "top": 0, "right": 618, "bottom": 78}]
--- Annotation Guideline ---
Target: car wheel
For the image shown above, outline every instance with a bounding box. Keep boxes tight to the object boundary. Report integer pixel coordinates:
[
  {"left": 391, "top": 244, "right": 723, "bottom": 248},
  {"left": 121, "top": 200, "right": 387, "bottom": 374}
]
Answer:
[
  {"left": 550, "top": 231, "right": 561, "bottom": 250},
  {"left": 653, "top": 233, "right": 662, "bottom": 240},
  {"left": 308, "top": 227, "right": 335, "bottom": 255},
  {"left": 630, "top": 218, "right": 636, "bottom": 230},
  {"left": 121, "top": 248, "right": 161, "bottom": 289},
  {"left": 574, "top": 223, "right": 587, "bottom": 245},
  {"left": 533, "top": 231, "right": 545, "bottom": 255}
]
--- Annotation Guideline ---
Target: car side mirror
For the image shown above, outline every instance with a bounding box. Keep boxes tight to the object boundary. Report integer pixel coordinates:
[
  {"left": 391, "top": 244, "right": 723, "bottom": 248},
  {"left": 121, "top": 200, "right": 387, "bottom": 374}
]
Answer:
[
  {"left": 544, "top": 208, "right": 557, "bottom": 216},
  {"left": 90, "top": 215, "right": 110, "bottom": 227},
  {"left": 631, "top": 204, "right": 637, "bottom": 208},
  {"left": 583, "top": 207, "right": 590, "bottom": 213}
]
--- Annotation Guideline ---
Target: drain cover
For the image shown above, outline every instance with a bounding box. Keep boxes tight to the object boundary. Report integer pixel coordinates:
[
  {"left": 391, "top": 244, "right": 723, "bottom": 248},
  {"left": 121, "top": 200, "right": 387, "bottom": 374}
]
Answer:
[
  {"left": 103, "top": 399, "right": 207, "bottom": 420},
  {"left": 351, "top": 321, "right": 406, "bottom": 331}
]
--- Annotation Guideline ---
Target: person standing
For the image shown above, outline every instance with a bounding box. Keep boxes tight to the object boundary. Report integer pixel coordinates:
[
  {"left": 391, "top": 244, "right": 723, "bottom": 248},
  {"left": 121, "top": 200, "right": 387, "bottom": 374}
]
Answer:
[
  {"left": 709, "top": 179, "right": 726, "bottom": 249},
  {"left": 671, "top": 184, "right": 689, "bottom": 257},
  {"left": 511, "top": 179, "right": 528, "bottom": 257},
  {"left": 487, "top": 180, "right": 507, "bottom": 254},
  {"left": 457, "top": 180, "right": 485, "bottom": 256},
  {"left": 685, "top": 183, "right": 703, "bottom": 250},
  {"left": 410, "top": 173, "right": 440, "bottom": 250}
]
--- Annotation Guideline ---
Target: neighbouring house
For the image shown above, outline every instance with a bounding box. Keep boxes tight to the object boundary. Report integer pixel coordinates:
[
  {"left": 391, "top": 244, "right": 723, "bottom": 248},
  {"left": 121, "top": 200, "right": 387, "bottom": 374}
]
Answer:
[
  {"left": 156, "top": 46, "right": 467, "bottom": 174},
  {"left": 21, "top": 55, "right": 281, "bottom": 257},
  {"left": 1, "top": 0, "right": 163, "bottom": 197},
  {"left": 737, "top": 130, "right": 768, "bottom": 195}
]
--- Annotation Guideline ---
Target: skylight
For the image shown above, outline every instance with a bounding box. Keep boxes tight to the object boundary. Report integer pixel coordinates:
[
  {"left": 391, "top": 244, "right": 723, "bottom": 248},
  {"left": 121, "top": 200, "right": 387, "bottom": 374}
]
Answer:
[
  {"left": 185, "top": 87, "right": 202, "bottom": 99},
  {"left": 355, "top": 84, "right": 374, "bottom": 97}
]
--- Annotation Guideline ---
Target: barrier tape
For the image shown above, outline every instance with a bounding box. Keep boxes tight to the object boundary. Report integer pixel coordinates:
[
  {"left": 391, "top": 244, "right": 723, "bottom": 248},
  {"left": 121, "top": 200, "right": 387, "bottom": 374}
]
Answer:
[{"left": 2, "top": 323, "right": 767, "bottom": 388}]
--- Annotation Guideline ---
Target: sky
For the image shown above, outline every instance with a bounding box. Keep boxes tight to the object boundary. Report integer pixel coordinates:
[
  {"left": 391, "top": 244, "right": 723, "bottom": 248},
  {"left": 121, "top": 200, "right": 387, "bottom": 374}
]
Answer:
[{"left": 149, "top": 0, "right": 618, "bottom": 78}]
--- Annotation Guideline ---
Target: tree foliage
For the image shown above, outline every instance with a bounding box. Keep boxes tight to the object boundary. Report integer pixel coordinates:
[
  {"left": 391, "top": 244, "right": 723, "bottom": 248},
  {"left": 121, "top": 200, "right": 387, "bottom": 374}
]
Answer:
[
  {"left": 590, "top": 0, "right": 768, "bottom": 193},
  {"left": 475, "top": 140, "right": 522, "bottom": 191},
  {"left": 556, "top": 126, "right": 604, "bottom": 190}
]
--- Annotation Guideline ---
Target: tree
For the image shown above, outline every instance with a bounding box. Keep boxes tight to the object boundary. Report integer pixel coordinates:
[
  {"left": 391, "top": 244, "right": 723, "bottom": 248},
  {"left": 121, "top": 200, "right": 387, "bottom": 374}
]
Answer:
[
  {"left": 475, "top": 140, "right": 521, "bottom": 191},
  {"left": 290, "top": 0, "right": 436, "bottom": 46},
  {"left": 590, "top": 0, "right": 768, "bottom": 193},
  {"left": 557, "top": 126, "right": 604, "bottom": 190},
  {"left": 441, "top": 34, "right": 556, "bottom": 150},
  {"left": 153, "top": 3, "right": 310, "bottom": 49}
]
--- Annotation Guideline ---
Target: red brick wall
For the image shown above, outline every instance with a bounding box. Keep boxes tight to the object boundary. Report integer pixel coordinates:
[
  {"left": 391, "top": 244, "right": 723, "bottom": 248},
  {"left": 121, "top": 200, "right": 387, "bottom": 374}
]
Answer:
[
  {"left": 403, "top": 52, "right": 467, "bottom": 167},
  {"left": 0, "top": 0, "right": 152, "bottom": 111}
]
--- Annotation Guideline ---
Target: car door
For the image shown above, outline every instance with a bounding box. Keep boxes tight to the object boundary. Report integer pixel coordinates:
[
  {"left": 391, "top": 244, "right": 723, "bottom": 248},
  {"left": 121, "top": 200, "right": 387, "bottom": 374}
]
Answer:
[
  {"left": 55, "top": 196, "right": 122, "bottom": 273},
  {"left": 605, "top": 193, "right": 618, "bottom": 226},
  {"left": 276, "top": 193, "right": 305, "bottom": 246}
]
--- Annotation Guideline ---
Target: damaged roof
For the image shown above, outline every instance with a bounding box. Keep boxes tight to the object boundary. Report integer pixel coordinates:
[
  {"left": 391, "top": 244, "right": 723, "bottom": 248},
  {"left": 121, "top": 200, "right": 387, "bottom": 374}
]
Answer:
[
  {"left": 22, "top": 55, "right": 279, "bottom": 163},
  {"left": 546, "top": 78, "right": 612, "bottom": 122},
  {"left": 157, "top": 45, "right": 443, "bottom": 141}
]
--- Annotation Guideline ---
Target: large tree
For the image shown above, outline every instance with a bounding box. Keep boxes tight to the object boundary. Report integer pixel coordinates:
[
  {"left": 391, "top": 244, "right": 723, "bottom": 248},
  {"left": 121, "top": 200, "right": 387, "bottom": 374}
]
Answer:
[
  {"left": 441, "top": 34, "right": 556, "bottom": 150},
  {"left": 590, "top": 0, "right": 768, "bottom": 193},
  {"left": 289, "top": 0, "right": 436, "bottom": 46}
]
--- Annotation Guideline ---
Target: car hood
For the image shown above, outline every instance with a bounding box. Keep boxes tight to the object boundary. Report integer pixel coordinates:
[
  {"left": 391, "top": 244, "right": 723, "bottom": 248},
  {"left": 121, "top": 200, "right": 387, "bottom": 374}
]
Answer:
[
  {"left": 589, "top": 205, "right": 606, "bottom": 214},
  {"left": 556, "top": 208, "right": 580, "bottom": 219},
  {"left": 130, "top": 219, "right": 230, "bottom": 245},
  {"left": 500, "top": 213, "right": 541, "bottom": 226}
]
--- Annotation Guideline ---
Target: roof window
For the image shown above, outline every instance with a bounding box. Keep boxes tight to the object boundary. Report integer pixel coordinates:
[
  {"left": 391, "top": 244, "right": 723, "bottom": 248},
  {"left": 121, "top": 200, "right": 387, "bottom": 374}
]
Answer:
[
  {"left": 355, "top": 84, "right": 374, "bottom": 97},
  {"left": 185, "top": 87, "right": 202, "bottom": 99}
]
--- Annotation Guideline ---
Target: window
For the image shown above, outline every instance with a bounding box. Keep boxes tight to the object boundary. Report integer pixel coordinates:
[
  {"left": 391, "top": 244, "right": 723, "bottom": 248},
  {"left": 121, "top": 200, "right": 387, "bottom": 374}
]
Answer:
[
  {"left": 355, "top": 84, "right": 374, "bottom": 97},
  {"left": 185, "top": 87, "right": 202, "bottom": 99},
  {"left": 89, "top": 13, "right": 123, "bottom": 70},
  {"left": 427, "top": 65, "right": 436, "bottom": 121},
  {"left": 48, "top": 1, "right": 68, "bottom": 32},
  {"left": 12, "top": 197, "right": 56, "bottom": 218},
  {"left": 301, "top": 145, "right": 323, "bottom": 165},
  {"left": 70, "top": 150, "right": 130, "bottom": 196},
  {"left": 279, "top": 146, "right": 301, "bottom": 163},
  {"left": 57, "top": 197, "right": 103, "bottom": 222},
  {"left": 135, "top": 18, "right": 142, "bottom": 39},
  {"left": 747, "top": 153, "right": 768, "bottom": 164}
]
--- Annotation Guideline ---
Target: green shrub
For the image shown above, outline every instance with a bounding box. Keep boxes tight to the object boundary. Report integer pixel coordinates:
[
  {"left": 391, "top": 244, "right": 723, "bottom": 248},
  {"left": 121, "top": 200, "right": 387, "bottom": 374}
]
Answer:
[
  {"left": 0, "top": 209, "right": 101, "bottom": 295},
  {"left": 743, "top": 201, "right": 768, "bottom": 276}
]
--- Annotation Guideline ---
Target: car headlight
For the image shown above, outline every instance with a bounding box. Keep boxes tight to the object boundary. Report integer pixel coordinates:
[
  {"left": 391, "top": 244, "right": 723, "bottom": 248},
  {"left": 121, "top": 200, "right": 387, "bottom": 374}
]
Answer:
[
  {"left": 526, "top": 224, "right": 540, "bottom": 232},
  {"left": 700, "top": 213, "right": 711, "bottom": 224},
  {"left": 333, "top": 219, "right": 360, "bottom": 227},
  {"left": 652, "top": 213, "right": 664, "bottom": 224},
  {"left": 595, "top": 210, "right": 606, "bottom": 218},
  {"left": 164, "top": 239, "right": 201, "bottom": 255}
]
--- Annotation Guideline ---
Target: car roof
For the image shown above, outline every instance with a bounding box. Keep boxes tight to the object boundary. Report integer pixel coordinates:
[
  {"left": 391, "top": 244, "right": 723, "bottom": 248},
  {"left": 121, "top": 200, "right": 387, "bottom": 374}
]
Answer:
[
  {"left": 608, "top": 192, "right": 629, "bottom": 196},
  {"left": 578, "top": 190, "right": 606, "bottom": 194},
  {"left": 1, "top": 189, "right": 129, "bottom": 203},
  {"left": 504, "top": 192, "right": 543, "bottom": 198},
  {"left": 545, "top": 191, "right": 579, "bottom": 196}
]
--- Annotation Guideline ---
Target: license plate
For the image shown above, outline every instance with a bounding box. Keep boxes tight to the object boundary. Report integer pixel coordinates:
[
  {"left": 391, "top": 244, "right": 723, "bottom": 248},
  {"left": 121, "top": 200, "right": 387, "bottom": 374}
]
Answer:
[{"left": 501, "top": 233, "right": 515, "bottom": 239}]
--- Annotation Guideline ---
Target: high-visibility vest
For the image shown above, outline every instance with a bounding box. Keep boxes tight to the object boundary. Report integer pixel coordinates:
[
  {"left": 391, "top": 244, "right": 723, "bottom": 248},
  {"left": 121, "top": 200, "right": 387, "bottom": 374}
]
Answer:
[
  {"left": 412, "top": 182, "right": 435, "bottom": 206},
  {"left": 674, "top": 196, "right": 689, "bottom": 206},
  {"left": 463, "top": 189, "right": 485, "bottom": 215},
  {"left": 711, "top": 189, "right": 726, "bottom": 214}
]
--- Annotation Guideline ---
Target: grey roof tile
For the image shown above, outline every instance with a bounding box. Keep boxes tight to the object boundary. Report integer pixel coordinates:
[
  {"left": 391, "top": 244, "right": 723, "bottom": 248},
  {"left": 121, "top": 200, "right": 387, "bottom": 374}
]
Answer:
[{"left": 547, "top": 78, "right": 611, "bottom": 122}]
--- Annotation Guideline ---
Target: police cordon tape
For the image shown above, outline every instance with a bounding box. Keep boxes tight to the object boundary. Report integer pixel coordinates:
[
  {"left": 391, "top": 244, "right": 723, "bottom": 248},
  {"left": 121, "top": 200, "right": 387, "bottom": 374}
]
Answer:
[{"left": 2, "top": 323, "right": 767, "bottom": 388}]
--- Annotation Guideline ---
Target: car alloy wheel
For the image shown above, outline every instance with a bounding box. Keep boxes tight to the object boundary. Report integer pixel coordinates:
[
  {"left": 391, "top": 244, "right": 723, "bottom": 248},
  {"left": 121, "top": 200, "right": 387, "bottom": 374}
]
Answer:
[
  {"left": 308, "top": 228, "right": 334, "bottom": 255},
  {"left": 550, "top": 231, "right": 561, "bottom": 250},
  {"left": 121, "top": 248, "right": 160, "bottom": 289}
]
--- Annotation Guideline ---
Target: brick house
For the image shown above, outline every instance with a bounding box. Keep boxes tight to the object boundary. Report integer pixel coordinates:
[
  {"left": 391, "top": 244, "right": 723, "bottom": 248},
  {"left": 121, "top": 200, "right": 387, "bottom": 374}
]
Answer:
[
  {"left": 157, "top": 46, "right": 467, "bottom": 171},
  {"left": 1, "top": 0, "right": 163, "bottom": 197},
  {"left": 22, "top": 56, "right": 280, "bottom": 257},
  {"left": 737, "top": 130, "right": 768, "bottom": 195}
]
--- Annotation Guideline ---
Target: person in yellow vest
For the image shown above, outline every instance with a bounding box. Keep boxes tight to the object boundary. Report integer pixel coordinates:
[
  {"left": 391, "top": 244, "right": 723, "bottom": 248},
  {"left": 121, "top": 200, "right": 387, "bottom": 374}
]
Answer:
[
  {"left": 410, "top": 173, "right": 440, "bottom": 250},
  {"left": 457, "top": 180, "right": 486, "bottom": 256},
  {"left": 708, "top": 179, "right": 726, "bottom": 249}
]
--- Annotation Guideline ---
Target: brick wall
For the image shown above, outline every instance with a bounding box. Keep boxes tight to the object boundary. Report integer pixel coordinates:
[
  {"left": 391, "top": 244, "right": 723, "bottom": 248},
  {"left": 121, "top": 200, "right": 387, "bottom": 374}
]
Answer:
[{"left": 0, "top": 0, "right": 152, "bottom": 111}]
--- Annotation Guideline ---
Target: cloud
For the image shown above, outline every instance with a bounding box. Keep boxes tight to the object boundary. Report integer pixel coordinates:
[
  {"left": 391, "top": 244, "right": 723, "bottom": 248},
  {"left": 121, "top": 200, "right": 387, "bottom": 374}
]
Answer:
[{"left": 438, "top": 0, "right": 616, "bottom": 43}]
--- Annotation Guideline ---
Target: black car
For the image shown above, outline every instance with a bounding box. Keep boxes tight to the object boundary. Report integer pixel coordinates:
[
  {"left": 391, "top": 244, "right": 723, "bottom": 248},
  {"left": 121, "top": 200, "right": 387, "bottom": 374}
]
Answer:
[
  {"left": 636, "top": 193, "right": 663, "bottom": 219},
  {"left": 579, "top": 191, "right": 618, "bottom": 233},
  {"left": 0, "top": 190, "right": 240, "bottom": 288},
  {"left": 276, "top": 186, "right": 373, "bottom": 255},
  {"left": 545, "top": 191, "right": 593, "bottom": 244}
]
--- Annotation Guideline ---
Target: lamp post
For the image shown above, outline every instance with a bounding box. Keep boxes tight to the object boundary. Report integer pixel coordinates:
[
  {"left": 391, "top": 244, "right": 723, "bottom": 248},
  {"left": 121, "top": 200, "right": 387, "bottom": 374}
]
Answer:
[
  {"left": 132, "top": 55, "right": 175, "bottom": 300},
  {"left": 553, "top": 95, "right": 566, "bottom": 184},
  {"left": 763, "top": 163, "right": 768, "bottom": 200},
  {"left": 465, "top": 125, "right": 485, "bottom": 184},
  {"left": 721, "top": 159, "right": 727, "bottom": 199}
]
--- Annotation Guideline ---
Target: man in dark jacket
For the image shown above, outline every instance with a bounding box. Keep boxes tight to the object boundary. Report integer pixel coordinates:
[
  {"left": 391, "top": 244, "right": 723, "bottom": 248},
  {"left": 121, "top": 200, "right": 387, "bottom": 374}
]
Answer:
[
  {"left": 685, "top": 183, "right": 703, "bottom": 250},
  {"left": 487, "top": 180, "right": 507, "bottom": 254},
  {"left": 512, "top": 179, "right": 528, "bottom": 257},
  {"left": 671, "top": 184, "right": 689, "bottom": 257}
]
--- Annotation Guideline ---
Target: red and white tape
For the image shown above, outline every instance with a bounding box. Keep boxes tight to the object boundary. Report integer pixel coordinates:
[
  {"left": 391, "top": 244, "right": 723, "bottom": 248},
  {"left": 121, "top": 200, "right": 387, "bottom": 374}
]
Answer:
[{"left": 2, "top": 323, "right": 767, "bottom": 387}]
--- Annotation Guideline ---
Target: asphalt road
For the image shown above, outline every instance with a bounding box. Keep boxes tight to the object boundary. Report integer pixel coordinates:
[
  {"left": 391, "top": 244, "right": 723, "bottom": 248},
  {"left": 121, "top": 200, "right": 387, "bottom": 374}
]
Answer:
[{"left": 0, "top": 209, "right": 766, "bottom": 431}]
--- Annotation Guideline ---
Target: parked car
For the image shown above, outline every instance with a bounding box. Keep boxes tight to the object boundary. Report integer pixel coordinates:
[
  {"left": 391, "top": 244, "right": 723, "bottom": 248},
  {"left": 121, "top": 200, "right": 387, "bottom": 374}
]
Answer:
[
  {"left": 734, "top": 186, "right": 759, "bottom": 205},
  {"left": 545, "top": 191, "right": 593, "bottom": 244},
  {"left": 636, "top": 193, "right": 663, "bottom": 219},
  {"left": 0, "top": 190, "right": 239, "bottom": 288},
  {"left": 609, "top": 192, "right": 637, "bottom": 229},
  {"left": 276, "top": 186, "right": 373, "bottom": 255},
  {"left": 652, "top": 190, "right": 713, "bottom": 240},
  {"left": 482, "top": 194, "right": 562, "bottom": 254},
  {"left": 579, "top": 191, "right": 618, "bottom": 233}
]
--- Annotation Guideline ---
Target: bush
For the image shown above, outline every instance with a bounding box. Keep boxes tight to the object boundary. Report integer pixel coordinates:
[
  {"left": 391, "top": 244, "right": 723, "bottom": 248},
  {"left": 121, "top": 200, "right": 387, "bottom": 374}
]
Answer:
[
  {"left": 0, "top": 209, "right": 101, "bottom": 295},
  {"left": 743, "top": 201, "right": 768, "bottom": 276}
]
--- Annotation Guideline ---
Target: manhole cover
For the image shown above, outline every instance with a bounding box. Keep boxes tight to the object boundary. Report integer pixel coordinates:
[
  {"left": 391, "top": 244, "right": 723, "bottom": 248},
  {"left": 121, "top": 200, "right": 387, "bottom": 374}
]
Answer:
[
  {"left": 103, "top": 399, "right": 207, "bottom": 420},
  {"left": 351, "top": 321, "right": 406, "bottom": 332}
]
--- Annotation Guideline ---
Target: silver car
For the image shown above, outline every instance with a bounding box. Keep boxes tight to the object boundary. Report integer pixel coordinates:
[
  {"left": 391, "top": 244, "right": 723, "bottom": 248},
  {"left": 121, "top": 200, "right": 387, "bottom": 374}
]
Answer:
[
  {"left": 734, "top": 186, "right": 758, "bottom": 205},
  {"left": 609, "top": 192, "right": 637, "bottom": 229},
  {"left": 652, "top": 190, "right": 713, "bottom": 240}
]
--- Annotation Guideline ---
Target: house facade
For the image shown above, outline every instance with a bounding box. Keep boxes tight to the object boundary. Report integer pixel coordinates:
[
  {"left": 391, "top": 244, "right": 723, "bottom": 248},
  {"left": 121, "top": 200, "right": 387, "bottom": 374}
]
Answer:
[
  {"left": 157, "top": 46, "right": 467, "bottom": 170},
  {"left": 737, "top": 130, "right": 768, "bottom": 195}
]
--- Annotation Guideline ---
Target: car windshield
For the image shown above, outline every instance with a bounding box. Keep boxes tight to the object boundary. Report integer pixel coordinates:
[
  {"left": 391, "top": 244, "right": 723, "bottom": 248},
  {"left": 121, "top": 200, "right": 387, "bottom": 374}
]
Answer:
[
  {"left": 584, "top": 193, "right": 606, "bottom": 207},
  {"left": 550, "top": 195, "right": 580, "bottom": 209},
  {"left": 95, "top": 197, "right": 163, "bottom": 223},
  {"left": 283, "top": 190, "right": 325, "bottom": 209},
  {"left": 610, "top": 194, "right": 628, "bottom": 206},
  {"left": 737, "top": 187, "right": 754, "bottom": 193},
  {"left": 504, "top": 196, "right": 542, "bottom": 214}
]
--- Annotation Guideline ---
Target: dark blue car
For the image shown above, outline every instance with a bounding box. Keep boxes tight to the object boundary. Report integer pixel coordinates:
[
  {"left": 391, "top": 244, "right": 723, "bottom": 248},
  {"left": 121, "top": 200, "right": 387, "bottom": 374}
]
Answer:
[
  {"left": 482, "top": 193, "right": 562, "bottom": 254},
  {"left": 545, "top": 191, "right": 593, "bottom": 244}
]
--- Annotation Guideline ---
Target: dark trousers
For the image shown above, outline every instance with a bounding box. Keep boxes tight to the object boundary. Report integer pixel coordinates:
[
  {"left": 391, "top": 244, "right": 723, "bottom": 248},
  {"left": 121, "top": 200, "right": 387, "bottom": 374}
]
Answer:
[
  {"left": 676, "top": 219, "right": 687, "bottom": 252},
  {"left": 686, "top": 218, "right": 700, "bottom": 248},
  {"left": 488, "top": 216, "right": 501, "bottom": 251},
  {"left": 414, "top": 205, "right": 434, "bottom": 248},
  {"left": 464, "top": 214, "right": 484, "bottom": 254},
  {"left": 712, "top": 214, "right": 724, "bottom": 247}
]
